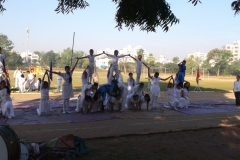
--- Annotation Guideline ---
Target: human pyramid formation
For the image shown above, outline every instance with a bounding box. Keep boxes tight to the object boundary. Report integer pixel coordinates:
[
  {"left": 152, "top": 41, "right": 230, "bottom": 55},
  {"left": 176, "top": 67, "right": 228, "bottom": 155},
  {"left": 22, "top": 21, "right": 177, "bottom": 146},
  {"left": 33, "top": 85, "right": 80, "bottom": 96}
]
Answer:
[{"left": 0, "top": 47, "right": 190, "bottom": 118}]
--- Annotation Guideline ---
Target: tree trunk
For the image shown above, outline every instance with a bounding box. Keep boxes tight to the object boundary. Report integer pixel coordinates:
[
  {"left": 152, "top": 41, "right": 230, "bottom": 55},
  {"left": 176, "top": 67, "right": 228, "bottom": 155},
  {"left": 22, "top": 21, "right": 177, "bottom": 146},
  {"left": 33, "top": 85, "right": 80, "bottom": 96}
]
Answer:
[{"left": 217, "top": 67, "right": 220, "bottom": 76}]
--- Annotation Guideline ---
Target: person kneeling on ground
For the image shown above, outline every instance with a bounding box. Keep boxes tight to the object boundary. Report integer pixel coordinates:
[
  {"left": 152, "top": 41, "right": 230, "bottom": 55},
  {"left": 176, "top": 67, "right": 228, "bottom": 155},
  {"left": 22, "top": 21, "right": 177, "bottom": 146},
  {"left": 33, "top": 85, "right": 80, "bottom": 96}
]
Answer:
[
  {"left": 126, "top": 94, "right": 140, "bottom": 111},
  {"left": 108, "top": 94, "right": 122, "bottom": 112},
  {"left": 139, "top": 94, "right": 151, "bottom": 111}
]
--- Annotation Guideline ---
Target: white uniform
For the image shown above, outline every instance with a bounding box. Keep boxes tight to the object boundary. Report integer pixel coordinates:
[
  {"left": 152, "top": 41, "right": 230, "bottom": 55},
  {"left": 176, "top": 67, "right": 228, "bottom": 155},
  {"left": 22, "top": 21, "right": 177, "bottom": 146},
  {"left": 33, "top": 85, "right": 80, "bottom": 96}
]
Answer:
[
  {"left": 118, "top": 73, "right": 123, "bottom": 83},
  {"left": 125, "top": 94, "right": 140, "bottom": 109},
  {"left": 75, "top": 84, "right": 96, "bottom": 112},
  {"left": 136, "top": 59, "right": 143, "bottom": 83},
  {"left": 18, "top": 75, "right": 26, "bottom": 93},
  {"left": 37, "top": 83, "right": 51, "bottom": 116},
  {"left": 106, "top": 54, "right": 125, "bottom": 81},
  {"left": 175, "top": 88, "right": 188, "bottom": 108},
  {"left": 118, "top": 82, "right": 128, "bottom": 110},
  {"left": 57, "top": 75, "right": 62, "bottom": 93},
  {"left": 0, "top": 88, "right": 15, "bottom": 118},
  {"left": 81, "top": 73, "right": 88, "bottom": 87},
  {"left": 60, "top": 71, "right": 74, "bottom": 113},
  {"left": 132, "top": 84, "right": 144, "bottom": 98},
  {"left": 28, "top": 73, "right": 36, "bottom": 91},
  {"left": 86, "top": 55, "right": 96, "bottom": 83},
  {"left": 127, "top": 78, "right": 135, "bottom": 95},
  {"left": 13, "top": 69, "right": 19, "bottom": 88},
  {"left": 0, "top": 54, "right": 5, "bottom": 81},
  {"left": 167, "top": 88, "right": 178, "bottom": 109},
  {"left": 108, "top": 97, "right": 122, "bottom": 111},
  {"left": 91, "top": 97, "right": 102, "bottom": 112},
  {"left": 150, "top": 77, "right": 161, "bottom": 97}
]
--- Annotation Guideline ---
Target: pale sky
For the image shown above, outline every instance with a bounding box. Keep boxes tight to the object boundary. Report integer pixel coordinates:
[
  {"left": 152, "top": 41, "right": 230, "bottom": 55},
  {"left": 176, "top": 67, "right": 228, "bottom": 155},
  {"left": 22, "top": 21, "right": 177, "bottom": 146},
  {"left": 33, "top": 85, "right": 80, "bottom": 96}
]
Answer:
[{"left": 1, "top": 0, "right": 240, "bottom": 60}]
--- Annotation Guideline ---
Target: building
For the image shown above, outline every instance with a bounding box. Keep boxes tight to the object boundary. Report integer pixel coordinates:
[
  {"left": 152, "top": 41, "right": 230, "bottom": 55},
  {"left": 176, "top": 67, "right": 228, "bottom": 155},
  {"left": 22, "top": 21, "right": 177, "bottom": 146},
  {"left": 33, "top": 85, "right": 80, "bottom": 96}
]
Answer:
[
  {"left": 223, "top": 40, "right": 240, "bottom": 61},
  {"left": 95, "top": 45, "right": 150, "bottom": 69},
  {"left": 187, "top": 52, "right": 207, "bottom": 61},
  {"left": 155, "top": 55, "right": 171, "bottom": 64},
  {"left": 19, "top": 51, "right": 39, "bottom": 63}
]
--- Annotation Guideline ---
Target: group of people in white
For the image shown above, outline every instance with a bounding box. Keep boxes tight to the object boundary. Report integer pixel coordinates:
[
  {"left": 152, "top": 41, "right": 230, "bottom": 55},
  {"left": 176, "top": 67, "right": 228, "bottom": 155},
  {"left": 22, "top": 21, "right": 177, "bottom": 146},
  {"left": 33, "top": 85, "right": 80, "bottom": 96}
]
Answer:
[{"left": 0, "top": 47, "right": 190, "bottom": 118}]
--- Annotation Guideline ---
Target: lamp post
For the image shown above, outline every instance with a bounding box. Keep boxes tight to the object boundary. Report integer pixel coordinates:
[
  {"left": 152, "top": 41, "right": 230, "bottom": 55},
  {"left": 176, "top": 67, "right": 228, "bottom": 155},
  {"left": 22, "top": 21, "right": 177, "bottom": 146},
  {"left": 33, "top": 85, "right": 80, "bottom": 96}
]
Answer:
[{"left": 26, "top": 28, "right": 30, "bottom": 65}]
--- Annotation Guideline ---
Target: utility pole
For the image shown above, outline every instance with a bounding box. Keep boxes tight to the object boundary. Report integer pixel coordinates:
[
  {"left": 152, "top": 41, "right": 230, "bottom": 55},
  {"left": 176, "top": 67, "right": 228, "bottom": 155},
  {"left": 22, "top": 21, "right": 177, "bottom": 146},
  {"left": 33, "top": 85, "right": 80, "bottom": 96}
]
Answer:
[{"left": 26, "top": 28, "right": 30, "bottom": 66}]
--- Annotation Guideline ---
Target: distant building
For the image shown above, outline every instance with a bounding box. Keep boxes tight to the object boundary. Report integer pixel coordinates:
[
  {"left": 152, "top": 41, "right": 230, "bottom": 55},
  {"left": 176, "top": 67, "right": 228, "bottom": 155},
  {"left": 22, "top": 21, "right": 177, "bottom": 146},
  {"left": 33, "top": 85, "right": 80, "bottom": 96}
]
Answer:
[
  {"left": 223, "top": 40, "right": 240, "bottom": 61},
  {"left": 155, "top": 55, "right": 171, "bottom": 64},
  {"left": 188, "top": 52, "right": 207, "bottom": 61},
  {"left": 95, "top": 45, "right": 150, "bottom": 68},
  {"left": 18, "top": 51, "right": 39, "bottom": 63}
]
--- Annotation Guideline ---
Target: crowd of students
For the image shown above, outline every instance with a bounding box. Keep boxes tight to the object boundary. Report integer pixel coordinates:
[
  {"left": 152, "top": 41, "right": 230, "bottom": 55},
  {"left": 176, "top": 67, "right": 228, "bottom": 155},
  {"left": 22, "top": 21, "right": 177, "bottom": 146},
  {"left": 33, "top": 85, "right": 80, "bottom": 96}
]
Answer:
[{"left": 0, "top": 47, "right": 190, "bottom": 118}]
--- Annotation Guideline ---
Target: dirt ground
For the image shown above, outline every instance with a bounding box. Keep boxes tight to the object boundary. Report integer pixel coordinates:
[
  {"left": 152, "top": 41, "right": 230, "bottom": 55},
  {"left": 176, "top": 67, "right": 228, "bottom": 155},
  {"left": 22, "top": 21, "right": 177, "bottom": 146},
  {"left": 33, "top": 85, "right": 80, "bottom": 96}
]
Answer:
[
  {"left": 82, "top": 127, "right": 240, "bottom": 160},
  {"left": 8, "top": 91, "right": 240, "bottom": 160}
]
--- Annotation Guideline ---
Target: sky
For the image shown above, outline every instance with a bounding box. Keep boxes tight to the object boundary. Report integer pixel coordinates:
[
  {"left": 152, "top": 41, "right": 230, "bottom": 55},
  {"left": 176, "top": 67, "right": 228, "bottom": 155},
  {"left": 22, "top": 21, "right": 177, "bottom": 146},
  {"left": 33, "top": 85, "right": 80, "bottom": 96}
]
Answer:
[{"left": 1, "top": 0, "right": 240, "bottom": 60}]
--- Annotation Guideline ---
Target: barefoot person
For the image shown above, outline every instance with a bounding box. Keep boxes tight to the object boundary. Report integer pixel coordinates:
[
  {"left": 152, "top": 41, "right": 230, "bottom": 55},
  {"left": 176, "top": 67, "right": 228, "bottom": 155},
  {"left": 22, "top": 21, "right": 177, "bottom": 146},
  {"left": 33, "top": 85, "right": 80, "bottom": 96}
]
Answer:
[
  {"left": 37, "top": 70, "right": 51, "bottom": 116},
  {"left": 78, "top": 49, "right": 103, "bottom": 83},
  {"left": 49, "top": 58, "right": 79, "bottom": 113},
  {"left": 129, "top": 55, "right": 148, "bottom": 83},
  {"left": 104, "top": 50, "right": 129, "bottom": 81}
]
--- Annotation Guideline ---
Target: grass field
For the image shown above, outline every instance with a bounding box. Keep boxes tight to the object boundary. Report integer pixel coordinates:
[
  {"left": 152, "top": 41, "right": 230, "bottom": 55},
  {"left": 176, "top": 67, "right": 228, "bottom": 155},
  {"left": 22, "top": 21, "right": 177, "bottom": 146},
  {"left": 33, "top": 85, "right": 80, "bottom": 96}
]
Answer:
[{"left": 7, "top": 69, "right": 235, "bottom": 92}]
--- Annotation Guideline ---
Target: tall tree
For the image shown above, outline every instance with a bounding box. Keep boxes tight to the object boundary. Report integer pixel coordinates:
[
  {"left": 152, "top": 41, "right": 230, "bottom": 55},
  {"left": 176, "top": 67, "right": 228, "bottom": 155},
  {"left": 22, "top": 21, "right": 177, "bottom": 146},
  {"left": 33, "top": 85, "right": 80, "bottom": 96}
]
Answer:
[
  {"left": 2, "top": 1, "right": 238, "bottom": 32},
  {"left": 0, "top": 33, "right": 14, "bottom": 51},
  {"left": 206, "top": 49, "right": 233, "bottom": 76},
  {"left": 146, "top": 53, "right": 155, "bottom": 66},
  {"left": 172, "top": 57, "right": 180, "bottom": 64}
]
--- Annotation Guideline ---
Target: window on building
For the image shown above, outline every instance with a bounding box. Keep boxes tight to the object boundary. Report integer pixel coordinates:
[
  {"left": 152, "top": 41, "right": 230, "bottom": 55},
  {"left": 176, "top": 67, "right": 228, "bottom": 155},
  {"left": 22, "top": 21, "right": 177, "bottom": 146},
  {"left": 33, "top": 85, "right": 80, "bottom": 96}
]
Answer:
[
  {"left": 235, "top": 50, "right": 238, "bottom": 53},
  {"left": 227, "top": 46, "right": 230, "bottom": 49},
  {"left": 235, "top": 47, "right": 239, "bottom": 49}
]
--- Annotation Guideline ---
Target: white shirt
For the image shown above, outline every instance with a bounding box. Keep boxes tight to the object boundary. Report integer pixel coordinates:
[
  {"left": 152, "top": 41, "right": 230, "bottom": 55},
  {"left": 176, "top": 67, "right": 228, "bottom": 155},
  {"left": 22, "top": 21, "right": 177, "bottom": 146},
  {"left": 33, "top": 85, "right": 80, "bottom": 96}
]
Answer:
[
  {"left": 233, "top": 80, "right": 240, "bottom": 92},
  {"left": 0, "top": 54, "right": 5, "bottom": 69},
  {"left": 136, "top": 59, "right": 143, "bottom": 73},
  {"left": 118, "top": 73, "right": 123, "bottom": 83},
  {"left": 87, "top": 55, "right": 96, "bottom": 66},
  {"left": 13, "top": 70, "right": 19, "bottom": 78},
  {"left": 106, "top": 54, "right": 124, "bottom": 66}
]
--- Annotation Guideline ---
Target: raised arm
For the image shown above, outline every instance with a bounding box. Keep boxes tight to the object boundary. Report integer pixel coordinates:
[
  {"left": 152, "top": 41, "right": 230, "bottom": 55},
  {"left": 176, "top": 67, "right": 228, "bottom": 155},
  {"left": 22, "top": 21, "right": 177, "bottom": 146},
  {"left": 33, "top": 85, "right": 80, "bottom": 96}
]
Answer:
[
  {"left": 42, "top": 70, "right": 47, "bottom": 81},
  {"left": 71, "top": 58, "right": 79, "bottom": 72},
  {"left": 161, "top": 75, "right": 173, "bottom": 81},
  {"left": 142, "top": 62, "right": 149, "bottom": 68},
  {"left": 94, "top": 53, "right": 104, "bottom": 57},
  {"left": 147, "top": 67, "right": 152, "bottom": 79},
  {"left": 129, "top": 55, "right": 137, "bottom": 61},
  {"left": 77, "top": 56, "right": 88, "bottom": 60},
  {"left": 107, "top": 64, "right": 112, "bottom": 78}
]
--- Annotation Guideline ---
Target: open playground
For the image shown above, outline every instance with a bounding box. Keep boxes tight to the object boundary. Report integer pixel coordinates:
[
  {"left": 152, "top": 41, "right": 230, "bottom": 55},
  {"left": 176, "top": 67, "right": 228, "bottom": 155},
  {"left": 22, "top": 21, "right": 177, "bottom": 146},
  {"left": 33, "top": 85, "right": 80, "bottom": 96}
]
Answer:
[{"left": 2, "top": 69, "right": 240, "bottom": 159}]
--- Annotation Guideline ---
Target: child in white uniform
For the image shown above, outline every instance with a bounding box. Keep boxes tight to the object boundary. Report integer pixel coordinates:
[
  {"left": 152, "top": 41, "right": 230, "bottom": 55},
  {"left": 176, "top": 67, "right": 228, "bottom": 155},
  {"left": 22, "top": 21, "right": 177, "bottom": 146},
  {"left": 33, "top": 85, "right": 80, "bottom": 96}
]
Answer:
[
  {"left": 127, "top": 72, "right": 135, "bottom": 95},
  {"left": 109, "top": 94, "right": 122, "bottom": 112},
  {"left": 81, "top": 67, "right": 88, "bottom": 86},
  {"left": 139, "top": 94, "right": 151, "bottom": 111},
  {"left": 125, "top": 94, "right": 140, "bottom": 111},
  {"left": 147, "top": 67, "right": 172, "bottom": 110},
  {"left": 0, "top": 80, "right": 15, "bottom": 118},
  {"left": 129, "top": 55, "right": 148, "bottom": 83},
  {"left": 175, "top": 84, "right": 188, "bottom": 109},
  {"left": 78, "top": 49, "right": 103, "bottom": 83},
  {"left": 104, "top": 50, "right": 129, "bottom": 81},
  {"left": 57, "top": 75, "right": 62, "bottom": 93},
  {"left": 18, "top": 74, "right": 27, "bottom": 93},
  {"left": 92, "top": 92, "right": 103, "bottom": 112},
  {"left": 166, "top": 81, "right": 178, "bottom": 110},
  {"left": 50, "top": 58, "right": 79, "bottom": 113},
  {"left": 37, "top": 71, "right": 51, "bottom": 116}
]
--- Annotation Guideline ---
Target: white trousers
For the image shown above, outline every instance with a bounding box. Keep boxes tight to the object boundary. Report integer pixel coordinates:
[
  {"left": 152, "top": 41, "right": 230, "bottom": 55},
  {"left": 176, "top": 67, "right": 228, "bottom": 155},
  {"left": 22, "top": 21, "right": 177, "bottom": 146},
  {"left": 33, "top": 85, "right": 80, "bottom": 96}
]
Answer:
[
  {"left": 109, "top": 65, "right": 119, "bottom": 81},
  {"left": 136, "top": 72, "right": 141, "bottom": 83},
  {"left": 87, "top": 65, "right": 94, "bottom": 83},
  {"left": 63, "top": 99, "right": 70, "bottom": 112}
]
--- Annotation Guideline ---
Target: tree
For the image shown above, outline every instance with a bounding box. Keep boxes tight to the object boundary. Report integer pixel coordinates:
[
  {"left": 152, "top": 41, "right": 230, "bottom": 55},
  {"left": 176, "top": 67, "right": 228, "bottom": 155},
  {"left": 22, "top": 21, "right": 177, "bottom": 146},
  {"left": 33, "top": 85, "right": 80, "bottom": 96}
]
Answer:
[
  {"left": 0, "top": 33, "right": 14, "bottom": 51},
  {"left": 2, "top": 51, "right": 23, "bottom": 68},
  {"left": 56, "top": 48, "right": 84, "bottom": 68},
  {"left": 229, "top": 60, "right": 240, "bottom": 75},
  {"left": 145, "top": 53, "right": 155, "bottom": 66},
  {"left": 206, "top": 49, "right": 233, "bottom": 76},
  {"left": 172, "top": 57, "right": 180, "bottom": 64},
  {"left": 40, "top": 50, "right": 59, "bottom": 67},
  {"left": 163, "top": 63, "right": 179, "bottom": 74},
  {"left": 1, "top": 1, "right": 238, "bottom": 32}
]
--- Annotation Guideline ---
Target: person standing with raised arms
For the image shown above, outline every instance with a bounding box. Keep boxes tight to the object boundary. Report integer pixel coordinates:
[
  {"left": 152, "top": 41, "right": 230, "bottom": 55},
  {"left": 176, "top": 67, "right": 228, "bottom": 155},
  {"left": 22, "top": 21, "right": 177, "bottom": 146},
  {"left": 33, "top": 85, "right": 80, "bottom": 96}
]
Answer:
[
  {"left": 129, "top": 55, "right": 148, "bottom": 83},
  {"left": 48, "top": 58, "right": 79, "bottom": 114},
  {"left": 78, "top": 49, "right": 103, "bottom": 83},
  {"left": 104, "top": 50, "right": 129, "bottom": 81}
]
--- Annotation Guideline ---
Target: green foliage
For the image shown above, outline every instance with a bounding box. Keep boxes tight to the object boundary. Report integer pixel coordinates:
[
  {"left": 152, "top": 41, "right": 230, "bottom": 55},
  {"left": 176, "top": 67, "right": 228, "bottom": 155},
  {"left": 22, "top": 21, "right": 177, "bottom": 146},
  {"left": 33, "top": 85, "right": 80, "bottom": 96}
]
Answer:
[
  {"left": 172, "top": 57, "right": 180, "bottom": 64},
  {"left": 229, "top": 60, "right": 240, "bottom": 75},
  {"left": 3, "top": 51, "right": 23, "bottom": 68},
  {"left": 0, "top": 33, "right": 14, "bottom": 51},
  {"left": 163, "top": 63, "right": 179, "bottom": 73},
  {"left": 146, "top": 53, "right": 155, "bottom": 66},
  {"left": 206, "top": 49, "right": 233, "bottom": 76}
]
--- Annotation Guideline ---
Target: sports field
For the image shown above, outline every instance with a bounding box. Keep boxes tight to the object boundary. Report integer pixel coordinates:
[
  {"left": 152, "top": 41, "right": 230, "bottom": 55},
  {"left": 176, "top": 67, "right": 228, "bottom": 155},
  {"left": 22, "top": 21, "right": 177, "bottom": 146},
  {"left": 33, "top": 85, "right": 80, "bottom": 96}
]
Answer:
[{"left": 8, "top": 69, "right": 235, "bottom": 92}]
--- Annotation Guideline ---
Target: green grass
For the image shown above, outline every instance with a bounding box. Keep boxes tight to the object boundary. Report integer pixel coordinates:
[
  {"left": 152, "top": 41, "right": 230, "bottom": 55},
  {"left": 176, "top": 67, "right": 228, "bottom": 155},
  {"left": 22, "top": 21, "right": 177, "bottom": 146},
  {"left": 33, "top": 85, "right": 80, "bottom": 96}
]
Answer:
[{"left": 7, "top": 69, "right": 235, "bottom": 92}]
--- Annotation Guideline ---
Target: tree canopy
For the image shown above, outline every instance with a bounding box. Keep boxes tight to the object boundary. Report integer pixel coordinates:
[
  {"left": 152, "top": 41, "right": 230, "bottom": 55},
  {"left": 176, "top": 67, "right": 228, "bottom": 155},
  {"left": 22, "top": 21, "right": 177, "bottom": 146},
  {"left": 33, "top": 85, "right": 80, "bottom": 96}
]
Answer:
[{"left": 0, "top": 0, "right": 239, "bottom": 32}]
